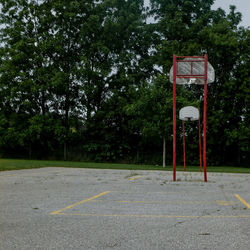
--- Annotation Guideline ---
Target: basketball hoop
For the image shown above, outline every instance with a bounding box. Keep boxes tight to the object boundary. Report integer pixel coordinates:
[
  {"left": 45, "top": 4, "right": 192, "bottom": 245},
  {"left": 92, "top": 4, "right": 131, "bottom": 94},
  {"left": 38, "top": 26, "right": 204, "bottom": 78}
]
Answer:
[
  {"left": 179, "top": 106, "right": 199, "bottom": 121},
  {"left": 171, "top": 55, "right": 215, "bottom": 182},
  {"left": 179, "top": 106, "right": 201, "bottom": 173},
  {"left": 188, "top": 78, "right": 196, "bottom": 85}
]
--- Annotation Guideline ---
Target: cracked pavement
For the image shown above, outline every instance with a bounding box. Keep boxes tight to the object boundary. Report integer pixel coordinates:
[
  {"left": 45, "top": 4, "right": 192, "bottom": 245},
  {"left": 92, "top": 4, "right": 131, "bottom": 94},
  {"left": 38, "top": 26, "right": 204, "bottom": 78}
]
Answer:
[{"left": 0, "top": 168, "right": 250, "bottom": 249}]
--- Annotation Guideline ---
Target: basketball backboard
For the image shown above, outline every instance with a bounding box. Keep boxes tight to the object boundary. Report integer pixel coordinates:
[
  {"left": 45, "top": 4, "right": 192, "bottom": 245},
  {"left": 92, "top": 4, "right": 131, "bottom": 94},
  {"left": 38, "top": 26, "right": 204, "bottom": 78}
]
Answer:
[
  {"left": 170, "top": 57, "right": 215, "bottom": 85},
  {"left": 179, "top": 106, "right": 199, "bottom": 121}
]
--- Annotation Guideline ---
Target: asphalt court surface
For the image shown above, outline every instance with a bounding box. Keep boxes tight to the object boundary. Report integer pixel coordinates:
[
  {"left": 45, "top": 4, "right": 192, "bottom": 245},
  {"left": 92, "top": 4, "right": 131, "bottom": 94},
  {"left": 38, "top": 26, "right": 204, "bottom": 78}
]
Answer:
[
  {"left": 0, "top": 167, "right": 250, "bottom": 249},
  {"left": 51, "top": 188, "right": 248, "bottom": 218}
]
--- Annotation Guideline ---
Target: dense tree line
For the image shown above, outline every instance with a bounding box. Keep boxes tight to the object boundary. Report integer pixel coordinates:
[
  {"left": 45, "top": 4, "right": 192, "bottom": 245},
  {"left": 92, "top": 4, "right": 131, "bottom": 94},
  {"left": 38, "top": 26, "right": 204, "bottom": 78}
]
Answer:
[{"left": 0, "top": 0, "right": 249, "bottom": 166}]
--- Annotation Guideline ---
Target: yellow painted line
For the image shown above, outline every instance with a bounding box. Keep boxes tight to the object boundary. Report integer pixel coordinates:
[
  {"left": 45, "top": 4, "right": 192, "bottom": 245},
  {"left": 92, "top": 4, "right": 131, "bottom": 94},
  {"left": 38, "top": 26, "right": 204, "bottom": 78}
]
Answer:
[
  {"left": 111, "top": 191, "right": 179, "bottom": 194},
  {"left": 54, "top": 213, "right": 250, "bottom": 218},
  {"left": 0, "top": 173, "right": 35, "bottom": 177},
  {"left": 235, "top": 194, "right": 250, "bottom": 209},
  {"left": 0, "top": 171, "right": 63, "bottom": 178},
  {"left": 119, "top": 200, "right": 236, "bottom": 205},
  {"left": 50, "top": 191, "right": 110, "bottom": 215},
  {"left": 117, "top": 200, "right": 210, "bottom": 204},
  {"left": 0, "top": 174, "right": 16, "bottom": 177},
  {"left": 89, "top": 199, "right": 235, "bottom": 205},
  {"left": 216, "top": 200, "right": 236, "bottom": 206},
  {"left": 129, "top": 175, "right": 143, "bottom": 181}
]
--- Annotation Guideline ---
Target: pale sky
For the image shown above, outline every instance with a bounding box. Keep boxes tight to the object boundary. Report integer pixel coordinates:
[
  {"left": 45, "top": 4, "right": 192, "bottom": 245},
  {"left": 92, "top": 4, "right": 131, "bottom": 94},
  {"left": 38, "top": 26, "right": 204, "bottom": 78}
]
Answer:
[
  {"left": 212, "top": 0, "right": 250, "bottom": 27},
  {"left": 145, "top": 0, "right": 250, "bottom": 28}
]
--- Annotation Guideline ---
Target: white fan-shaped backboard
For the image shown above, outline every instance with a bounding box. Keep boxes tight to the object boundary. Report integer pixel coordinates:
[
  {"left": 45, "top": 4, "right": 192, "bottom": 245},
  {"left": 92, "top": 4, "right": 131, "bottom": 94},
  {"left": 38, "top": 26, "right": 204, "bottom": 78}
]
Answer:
[
  {"left": 179, "top": 106, "right": 199, "bottom": 121},
  {"left": 170, "top": 58, "right": 215, "bottom": 85}
]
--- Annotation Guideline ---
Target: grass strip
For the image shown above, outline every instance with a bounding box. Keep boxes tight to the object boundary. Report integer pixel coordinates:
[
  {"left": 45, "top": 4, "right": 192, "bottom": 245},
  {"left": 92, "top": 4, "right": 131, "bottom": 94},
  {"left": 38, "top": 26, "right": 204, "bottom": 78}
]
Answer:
[{"left": 0, "top": 159, "right": 249, "bottom": 173}]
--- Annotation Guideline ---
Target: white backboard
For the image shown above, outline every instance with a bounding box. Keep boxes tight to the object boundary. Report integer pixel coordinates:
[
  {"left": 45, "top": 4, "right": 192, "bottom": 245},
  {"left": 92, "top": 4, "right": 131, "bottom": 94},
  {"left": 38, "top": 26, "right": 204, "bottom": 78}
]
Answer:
[{"left": 179, "top": 106, "right": 199, "bottom": 121}]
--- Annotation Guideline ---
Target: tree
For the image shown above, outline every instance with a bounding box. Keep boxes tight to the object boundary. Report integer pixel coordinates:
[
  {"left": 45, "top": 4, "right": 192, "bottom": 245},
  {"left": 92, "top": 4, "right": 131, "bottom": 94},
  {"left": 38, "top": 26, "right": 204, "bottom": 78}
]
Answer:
[
  {"left": 148, "top": 0, "right": 249, "bottom": 165},
  {"left": 0, "top": 0, "right": 58, "bottom": 157},
  {"left": 80, "top": 0, "right": 155, "bottom": 162},
  {"left": 201, "top": 16, "right": 250, "bottom": 165},
  {"left": 0, "top": 0, "right": 248, "bottom": 166}
]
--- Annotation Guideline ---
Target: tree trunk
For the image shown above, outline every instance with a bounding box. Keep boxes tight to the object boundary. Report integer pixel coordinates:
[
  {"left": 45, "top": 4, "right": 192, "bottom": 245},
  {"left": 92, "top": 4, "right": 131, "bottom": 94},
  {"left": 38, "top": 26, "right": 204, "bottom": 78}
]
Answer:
[
  {"left": 29, "top": 142, "right": 32, "bottom": 160},
  {"left": 237, "top": 145, "right": 241, "bottom": 166},
  {"left": 163, "top": 137, "right": 166, "bottom": 167},
  {"left": 64, "top": 142, "right": 67, "bottom": 161},
  {"left": 64, "top": 76, "right": 70, "bottom": 161}
]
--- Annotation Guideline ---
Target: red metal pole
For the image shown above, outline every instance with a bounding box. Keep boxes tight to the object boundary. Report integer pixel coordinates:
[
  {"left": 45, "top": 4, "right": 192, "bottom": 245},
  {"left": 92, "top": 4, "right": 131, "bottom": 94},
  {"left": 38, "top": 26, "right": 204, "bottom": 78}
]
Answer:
[
  {"left": 203, "top": 55, "right": 208, "bottom": 182},
  {"left": 182, "top": 120, "right": 186, "bottom": 171},
  {"left": 173, "top": 55, "right": 177, "bottom": 181},
  {"left": 198, "top": 108, "right": 202, "bottom": 172}
]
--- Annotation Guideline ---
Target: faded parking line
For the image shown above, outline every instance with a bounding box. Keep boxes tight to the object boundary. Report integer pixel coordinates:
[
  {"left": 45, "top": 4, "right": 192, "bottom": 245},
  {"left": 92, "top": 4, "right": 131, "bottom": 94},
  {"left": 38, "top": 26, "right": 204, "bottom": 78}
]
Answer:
[
  {"left": 50, "top": 191, "right": 110, "bottom": 215},
  {"left": 129, "top": 175, "right": 143, "bottom": 181},
  {"left": 54, "top": 213, "right": 250, "bottom": 218},
  {"left": 235, "top": 194, "right": 250, "bottom": 209},
  {"left": 89, "top": 199, "right": 236, "bottom": 206}
]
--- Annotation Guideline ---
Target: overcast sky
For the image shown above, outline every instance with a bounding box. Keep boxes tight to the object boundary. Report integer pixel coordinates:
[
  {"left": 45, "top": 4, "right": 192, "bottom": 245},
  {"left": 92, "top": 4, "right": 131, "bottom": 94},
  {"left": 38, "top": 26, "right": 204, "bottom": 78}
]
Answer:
[
  {"left": 145, "top": 0, "right": 250, "bottom": 28},
  {"left": 212, "top": 0, "right": 250, "bottom": 27}
]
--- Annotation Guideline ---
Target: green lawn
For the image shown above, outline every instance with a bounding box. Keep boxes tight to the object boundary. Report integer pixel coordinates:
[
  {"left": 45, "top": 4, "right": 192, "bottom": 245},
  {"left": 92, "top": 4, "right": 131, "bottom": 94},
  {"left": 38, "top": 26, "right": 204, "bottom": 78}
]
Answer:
[{"left": 0, "top": 159, "right": 249, "bottom": 173}]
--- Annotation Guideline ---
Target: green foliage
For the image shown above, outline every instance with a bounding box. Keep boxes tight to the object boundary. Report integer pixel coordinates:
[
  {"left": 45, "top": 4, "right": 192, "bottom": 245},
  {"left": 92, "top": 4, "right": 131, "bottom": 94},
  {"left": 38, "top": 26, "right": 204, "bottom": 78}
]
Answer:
[{"left": 0, "top": 0, "right": 249, "bottom": 166}]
